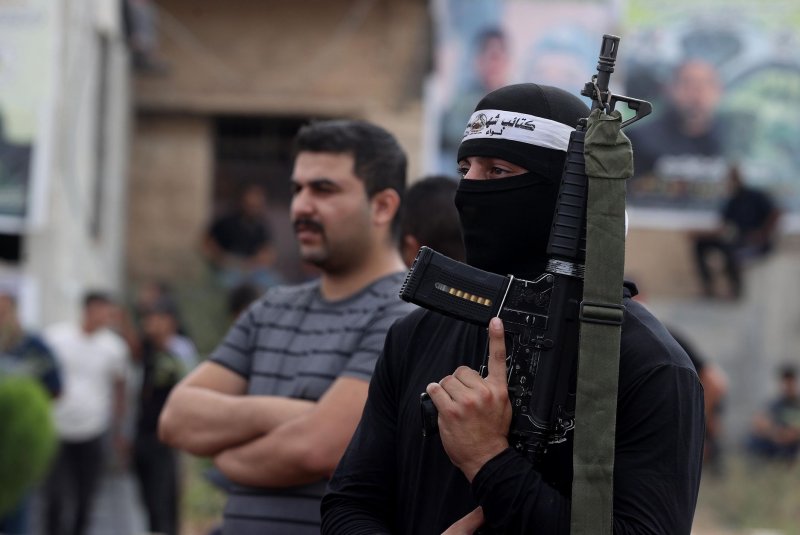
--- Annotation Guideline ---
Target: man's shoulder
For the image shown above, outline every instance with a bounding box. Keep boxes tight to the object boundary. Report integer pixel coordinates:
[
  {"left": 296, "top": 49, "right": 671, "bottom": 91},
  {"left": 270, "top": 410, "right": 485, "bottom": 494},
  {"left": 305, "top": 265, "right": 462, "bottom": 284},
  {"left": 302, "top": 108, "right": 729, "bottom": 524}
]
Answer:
[
  {"left": 361, "top": 271, "right": 415, "bottom": 307},
  {"left": 16, "top": 333, "right": 53, "bottom": 355},
  {"left": 621, "top": 300, "right": 698, "bottom": 377},
  {"left": 247, "top": 272, "right": 413, "bottom": 323},
  {"left": 94, "top": 328, "right": 129, "bottom": 356},
  {"left": 251, "top": 279, "right": 319, "bottom": 306},
  {"left": 42, "top": 322, "right": 78, "bottom": 343},
  {"left": 269, "top": 279, "right": 320, "bottom": 298},
  {"left": 336, "top": 271, "right": 415, "bottom": 315},
  {"left": 360, "top": 270, "right": 407, "bottom": 294},
  {"left": 232, "top": 280, "right": 319, "bottom": 327}
]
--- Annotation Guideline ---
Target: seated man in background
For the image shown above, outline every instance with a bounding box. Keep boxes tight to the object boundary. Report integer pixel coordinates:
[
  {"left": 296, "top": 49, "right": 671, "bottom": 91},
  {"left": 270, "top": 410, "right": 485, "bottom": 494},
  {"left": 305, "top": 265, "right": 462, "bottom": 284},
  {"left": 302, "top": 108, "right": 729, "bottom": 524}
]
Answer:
[
  {"left": 747, "top": 364, "right": 800, "bottom": 462},
  {"left": 691, "top": 164, "right": 781, "bottom": 299}
]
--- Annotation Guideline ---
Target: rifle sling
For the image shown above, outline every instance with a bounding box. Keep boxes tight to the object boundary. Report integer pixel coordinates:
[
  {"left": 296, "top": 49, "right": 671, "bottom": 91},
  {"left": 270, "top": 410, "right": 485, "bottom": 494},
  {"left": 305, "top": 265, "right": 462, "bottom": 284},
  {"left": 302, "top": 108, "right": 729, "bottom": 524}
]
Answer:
[{"left": 570, "top": 108, "right": 633, "bottom": 535}]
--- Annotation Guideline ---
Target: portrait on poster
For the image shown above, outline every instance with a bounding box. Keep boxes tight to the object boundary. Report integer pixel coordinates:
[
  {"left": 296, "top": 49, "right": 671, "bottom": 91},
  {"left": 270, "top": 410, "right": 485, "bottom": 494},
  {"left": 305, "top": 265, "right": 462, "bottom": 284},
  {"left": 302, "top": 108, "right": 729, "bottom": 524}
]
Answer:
[{"left": 425, "top": 0, "right": 800, "bottom": 227}]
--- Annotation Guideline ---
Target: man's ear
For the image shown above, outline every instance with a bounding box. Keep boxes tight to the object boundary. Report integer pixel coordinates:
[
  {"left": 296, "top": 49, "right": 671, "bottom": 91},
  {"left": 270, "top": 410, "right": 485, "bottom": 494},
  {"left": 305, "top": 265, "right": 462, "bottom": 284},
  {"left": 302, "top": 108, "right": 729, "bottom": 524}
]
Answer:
[
  {"left": 401, "top": 234, "right": 421, "bottom": 268},
  {"left": 370, "top": 188, "right": 401, "bottom": 228}
]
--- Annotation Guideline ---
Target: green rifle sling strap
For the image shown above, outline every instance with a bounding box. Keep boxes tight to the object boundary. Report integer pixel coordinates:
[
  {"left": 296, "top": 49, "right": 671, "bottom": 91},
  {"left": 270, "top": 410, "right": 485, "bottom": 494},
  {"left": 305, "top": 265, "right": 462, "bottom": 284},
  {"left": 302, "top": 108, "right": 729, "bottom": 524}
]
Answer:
[{"left": 570, "top": 108, "right": 633, "bottom": 535}]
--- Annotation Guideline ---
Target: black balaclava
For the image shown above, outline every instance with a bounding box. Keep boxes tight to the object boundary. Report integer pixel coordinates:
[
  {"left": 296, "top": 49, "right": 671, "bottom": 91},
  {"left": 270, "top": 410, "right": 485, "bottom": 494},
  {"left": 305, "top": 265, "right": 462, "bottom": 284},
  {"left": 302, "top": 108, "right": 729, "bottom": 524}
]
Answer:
[{"left": 455, "top": 83, "right": 590, "bottom": 278}]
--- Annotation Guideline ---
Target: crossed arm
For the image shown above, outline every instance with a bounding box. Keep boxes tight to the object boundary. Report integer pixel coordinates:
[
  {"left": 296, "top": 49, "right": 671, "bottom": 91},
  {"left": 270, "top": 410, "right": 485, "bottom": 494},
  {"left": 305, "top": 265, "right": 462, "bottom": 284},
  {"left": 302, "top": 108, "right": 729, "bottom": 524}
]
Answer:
[{"left": 159, "top": 361, "right": 370, "bottom": 487}]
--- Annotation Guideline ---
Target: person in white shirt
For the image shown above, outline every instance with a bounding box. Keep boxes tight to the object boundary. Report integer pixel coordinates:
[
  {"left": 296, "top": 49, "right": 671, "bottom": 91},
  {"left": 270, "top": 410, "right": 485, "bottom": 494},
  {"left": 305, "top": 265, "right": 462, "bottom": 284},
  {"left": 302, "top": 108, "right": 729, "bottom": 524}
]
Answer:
[{"left": 41, "top": 291, "right": 130, "bottom": 535}]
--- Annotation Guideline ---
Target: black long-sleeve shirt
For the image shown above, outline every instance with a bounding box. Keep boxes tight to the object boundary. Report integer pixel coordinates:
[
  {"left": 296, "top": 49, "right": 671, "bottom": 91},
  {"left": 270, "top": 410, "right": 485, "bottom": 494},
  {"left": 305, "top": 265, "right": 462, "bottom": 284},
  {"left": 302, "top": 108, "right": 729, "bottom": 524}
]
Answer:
[{"left": 321, "top": 284, "right": 704, "bottom": 534}]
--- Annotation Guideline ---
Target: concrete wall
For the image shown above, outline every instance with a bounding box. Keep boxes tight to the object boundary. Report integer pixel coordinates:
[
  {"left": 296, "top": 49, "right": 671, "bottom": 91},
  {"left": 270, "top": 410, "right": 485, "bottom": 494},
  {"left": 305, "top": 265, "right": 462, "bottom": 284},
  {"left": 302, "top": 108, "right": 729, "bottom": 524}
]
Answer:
[
  {"left": 134, "top": 0, "right": 428, "bottom": 118},
  {"left": 625, "top": 228, "right": 700, "bottom": 298},
  {"left": 126, "top": 114, "right": 212, "bottom": 281},
  {"left": 625, "top": 220, "right": 799, "bottom": 299}
]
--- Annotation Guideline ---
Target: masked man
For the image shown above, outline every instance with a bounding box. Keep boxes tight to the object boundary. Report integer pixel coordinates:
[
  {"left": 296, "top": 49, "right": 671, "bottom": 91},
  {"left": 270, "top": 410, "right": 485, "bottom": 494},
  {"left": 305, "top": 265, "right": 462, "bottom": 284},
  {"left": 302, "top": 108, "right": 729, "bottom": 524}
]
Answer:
[{"left": 322, "top": 83, "right": 704, "bottom": 534}]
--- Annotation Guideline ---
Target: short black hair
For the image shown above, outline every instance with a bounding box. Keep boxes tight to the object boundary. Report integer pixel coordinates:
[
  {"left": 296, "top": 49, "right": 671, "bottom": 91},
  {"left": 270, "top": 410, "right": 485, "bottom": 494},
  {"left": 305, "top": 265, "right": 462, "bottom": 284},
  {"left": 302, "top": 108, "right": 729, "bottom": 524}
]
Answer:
[
  {"left": 83, "top": 290, "right": 112, "bottom": 308},
  {"left": 294, "top": 119, "right": 407, "bottom": 200},
  {"left": 475, "top": 27, "right": 507, "bottom": 51},
  {"left": 779, "top": 364, "right": 797, "bottom": 381},
  {"left": 400, "top": 175, "right": 465, "bottom": 262},
  {"left": 227, "top": 283, "right": 262, "bottom": 319},
  {"left": 140, "top": 296, "right": 179, "bottom": 318}
]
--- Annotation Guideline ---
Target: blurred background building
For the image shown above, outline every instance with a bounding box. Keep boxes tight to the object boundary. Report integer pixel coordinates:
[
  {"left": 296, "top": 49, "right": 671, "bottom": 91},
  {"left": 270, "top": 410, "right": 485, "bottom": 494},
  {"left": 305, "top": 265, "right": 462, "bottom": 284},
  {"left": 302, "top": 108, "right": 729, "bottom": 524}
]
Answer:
[
  {"left": 0, "top": 0, "right": 130, "bottom": 327},
  {"left": 126, "top": 0, "right": 430, "bottom": 286}
]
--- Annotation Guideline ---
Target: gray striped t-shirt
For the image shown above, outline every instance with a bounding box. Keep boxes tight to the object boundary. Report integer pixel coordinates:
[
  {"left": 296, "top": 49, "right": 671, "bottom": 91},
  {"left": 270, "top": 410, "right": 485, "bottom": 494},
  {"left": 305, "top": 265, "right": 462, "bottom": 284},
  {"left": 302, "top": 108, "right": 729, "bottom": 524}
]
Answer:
[{"left": 211, "top": 271, "right": 414, "bottom": 535}]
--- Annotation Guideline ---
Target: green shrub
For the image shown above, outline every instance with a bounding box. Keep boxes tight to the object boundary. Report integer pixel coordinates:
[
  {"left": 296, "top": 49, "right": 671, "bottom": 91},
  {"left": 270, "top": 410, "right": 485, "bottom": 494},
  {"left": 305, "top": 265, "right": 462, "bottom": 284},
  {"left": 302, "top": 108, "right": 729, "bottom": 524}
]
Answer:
[{"left": 0, "top": 375, "right": 57, "bottom": 516}]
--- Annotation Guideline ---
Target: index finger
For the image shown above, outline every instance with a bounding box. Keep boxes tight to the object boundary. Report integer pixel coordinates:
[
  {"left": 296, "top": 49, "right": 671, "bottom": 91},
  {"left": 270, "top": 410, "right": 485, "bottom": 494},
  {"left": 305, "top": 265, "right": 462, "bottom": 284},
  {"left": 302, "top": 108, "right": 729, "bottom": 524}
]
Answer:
[
  {"left": 441, "top": 506, "right": 484, "bottom": 535},
  {"left": 486, "top": 317, "right": 507, "bottom": 387}
]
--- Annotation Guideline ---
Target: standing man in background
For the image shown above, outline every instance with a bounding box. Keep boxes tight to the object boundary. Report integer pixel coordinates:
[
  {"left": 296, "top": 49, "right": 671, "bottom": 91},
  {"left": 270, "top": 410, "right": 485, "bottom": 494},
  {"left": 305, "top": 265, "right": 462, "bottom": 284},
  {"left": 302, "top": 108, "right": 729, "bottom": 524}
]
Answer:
[
  {"left": 133, "top": 298, "right": 191, "bottom": 535},
  {"left": 159, "top": 119, "right": 415, "bottom": 534},
  {"left": 42, "top": 291, "right": 130, "bottom": 535},
  {"left": 0, "top": 289, "right": 61, "bottom": 534},
  {"left": 399, "top": 175, "right": 465, "bottom": 267}
]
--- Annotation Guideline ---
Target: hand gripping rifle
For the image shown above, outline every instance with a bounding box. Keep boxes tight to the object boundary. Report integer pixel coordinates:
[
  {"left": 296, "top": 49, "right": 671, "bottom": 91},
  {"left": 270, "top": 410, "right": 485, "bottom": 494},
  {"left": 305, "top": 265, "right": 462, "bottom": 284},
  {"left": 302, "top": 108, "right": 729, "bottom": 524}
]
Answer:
[{"left": 399, "top": 35, "right": 651, "bottom": 462}]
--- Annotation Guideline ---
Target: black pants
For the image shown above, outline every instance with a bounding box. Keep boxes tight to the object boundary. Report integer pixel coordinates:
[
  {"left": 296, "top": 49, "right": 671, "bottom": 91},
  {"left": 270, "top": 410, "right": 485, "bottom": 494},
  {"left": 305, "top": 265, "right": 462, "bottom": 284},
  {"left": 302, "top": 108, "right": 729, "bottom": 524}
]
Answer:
[
  {"left": 693, "top": 236, "right": 742, "bottom": 297},
  {"left": 134, "top": 434, "right": 180, "bottom": 535},
  {"left": 42, "top": 435, "right": 105, "bottom": 535}
]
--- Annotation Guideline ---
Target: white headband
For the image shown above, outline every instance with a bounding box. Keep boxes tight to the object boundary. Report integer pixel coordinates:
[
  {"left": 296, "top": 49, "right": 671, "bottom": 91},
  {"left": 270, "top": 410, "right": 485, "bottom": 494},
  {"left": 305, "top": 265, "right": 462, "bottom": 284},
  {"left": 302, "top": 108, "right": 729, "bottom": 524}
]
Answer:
[{"left": 461, "top": 109, "right": 574, "bottom": 152}]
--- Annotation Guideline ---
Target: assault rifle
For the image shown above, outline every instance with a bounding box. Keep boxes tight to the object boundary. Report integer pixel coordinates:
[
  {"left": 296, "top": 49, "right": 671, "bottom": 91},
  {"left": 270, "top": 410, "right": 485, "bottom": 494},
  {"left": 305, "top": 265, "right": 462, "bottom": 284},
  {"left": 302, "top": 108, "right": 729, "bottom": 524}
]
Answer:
[{"left": 399, "top": 35, "right": 651, "bottom": 460}]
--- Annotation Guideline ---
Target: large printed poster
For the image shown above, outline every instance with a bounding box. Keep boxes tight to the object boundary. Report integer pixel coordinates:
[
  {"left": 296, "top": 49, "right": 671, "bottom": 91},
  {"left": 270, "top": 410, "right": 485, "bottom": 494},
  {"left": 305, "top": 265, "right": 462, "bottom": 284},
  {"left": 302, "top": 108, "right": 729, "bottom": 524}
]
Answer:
[
  {"left": 621, "top": 0, "right": 800, "bottom": 217},
  {"left": 0, "top": 0, "right": 55, "bottom": 230},
  {"left": 426, "top": 0, "right": 800, "bottom": 224},
  {"left": 426, "top": 0, "right": 615, "bottom": 175}
]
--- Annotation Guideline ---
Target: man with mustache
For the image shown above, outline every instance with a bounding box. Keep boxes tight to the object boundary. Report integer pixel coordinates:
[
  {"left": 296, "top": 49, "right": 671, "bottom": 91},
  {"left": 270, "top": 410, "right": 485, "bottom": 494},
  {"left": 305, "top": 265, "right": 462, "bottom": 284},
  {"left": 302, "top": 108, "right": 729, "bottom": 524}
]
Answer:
[
  {"left": 321, "top": 84, "right": 704, "bottom": 534},
  {"left": 159, "top": 119, "right": 414, "bottom": 534}
]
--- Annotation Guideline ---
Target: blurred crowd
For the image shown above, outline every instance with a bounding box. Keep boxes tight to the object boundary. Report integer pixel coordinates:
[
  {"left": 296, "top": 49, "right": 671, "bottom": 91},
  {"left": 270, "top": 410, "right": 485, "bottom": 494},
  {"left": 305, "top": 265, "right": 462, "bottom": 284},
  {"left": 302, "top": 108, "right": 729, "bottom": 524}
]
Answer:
[{"left": 0, "top": 284, "right": 199, "bottom": 535}]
